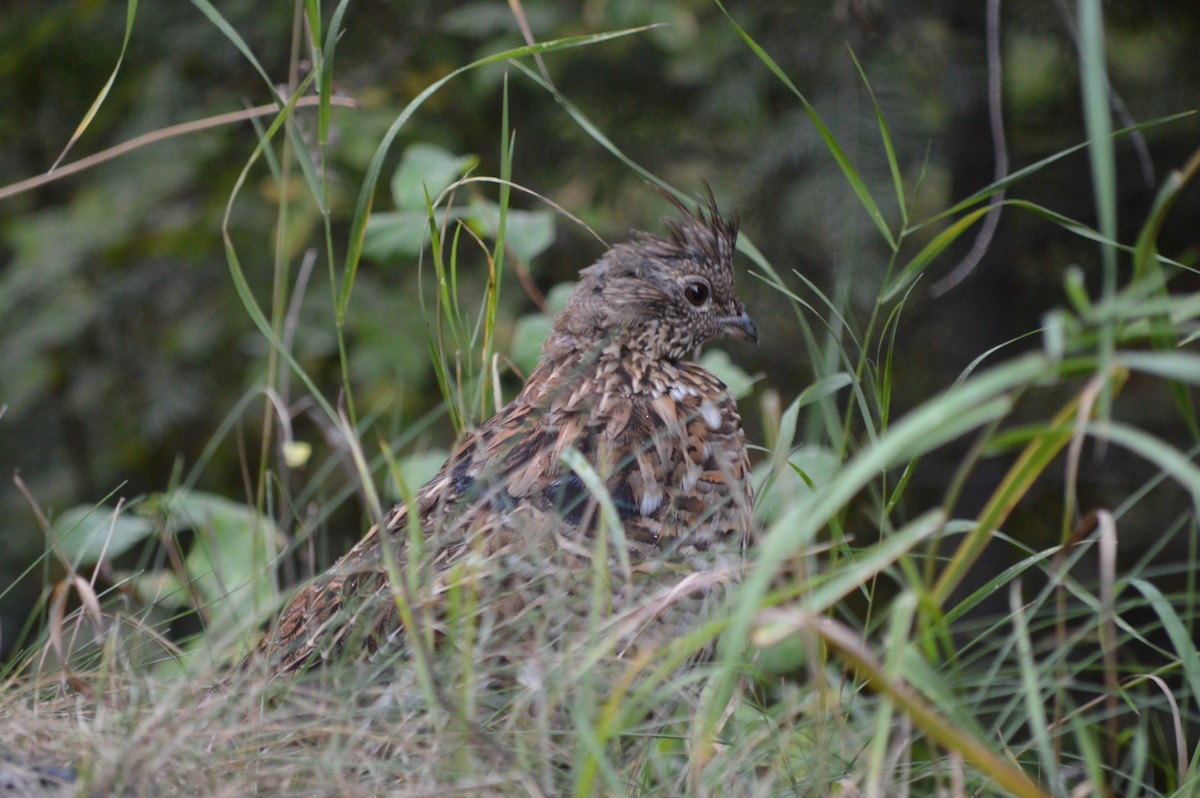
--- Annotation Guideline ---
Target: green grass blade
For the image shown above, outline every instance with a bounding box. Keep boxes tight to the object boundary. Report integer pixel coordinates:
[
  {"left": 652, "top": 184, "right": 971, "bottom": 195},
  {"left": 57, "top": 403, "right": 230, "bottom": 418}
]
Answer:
[
  {"left": 189, "top": 0, "right": 283, "bottom": 102},
  {"left": 218, "top": 70, "right": 339, "bottom": 426},
  {"left": 50, "top": 0, "right": 138, "bottom": 171},
  {"left": 815, "top": 618, "right": 1053, "bottom": 798},
  {"left": 706, "top": 353, "right": 1050, "bottom": 739},
  {"left": 1121, "top": 351, "right": 1200, "bottom": 385},
  {"left": 1096, "top": 421, "right": 1200, "bottom": 502},
  {"left": 1078, "top": 0, "right": 1118, "bottom": 254},
  {"left": 847, "top": 44, "right": 907, "bottom": 227},
  {"left": 884, "top": 205, "right": 994, "bottom": 302},
  {"left": 805, "top": 510, "right": 945, "bottom": 620},
  {"left": 932, "top": 370, "right": 1127, "bottom": 607},
  {"left": 712, "top": 0, "right": 897, "bottom": 251},
  {"left": 1129, "top": 579, "right": 1200, "bottom": 716},
  {"left": 506, "top": 60, "right": 666, "bottom": 196},
  {"left": 906, "top": 112, "right": 1195, "bottom": 234},
  {"left": 1132, "top": 147, "right": 1200, "bottom": 281},
  {"left": 482, "top": 77, "right": 514, "bottom": 417},
  {"left": 1009, "top": 581, "right": 1059, "bottom": 786},
  {"left": 319, "top": 1, "right": 354, "bottom": 146}
]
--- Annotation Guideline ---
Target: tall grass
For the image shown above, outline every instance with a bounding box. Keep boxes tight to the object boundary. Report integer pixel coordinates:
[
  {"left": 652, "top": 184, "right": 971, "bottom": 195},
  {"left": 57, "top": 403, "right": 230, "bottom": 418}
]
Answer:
[{"left": 3, "top": 1, "right": 1200, "bottom": 796}]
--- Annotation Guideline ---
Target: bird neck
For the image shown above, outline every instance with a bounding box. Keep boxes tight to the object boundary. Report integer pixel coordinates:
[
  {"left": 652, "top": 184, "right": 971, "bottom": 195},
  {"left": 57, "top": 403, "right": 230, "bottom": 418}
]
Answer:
[
  {"left": 520, "top": 334, "right": 683, "bottom": 406},
  {"left": 542, "top": 323, "right": 684, "bottom": 366}
]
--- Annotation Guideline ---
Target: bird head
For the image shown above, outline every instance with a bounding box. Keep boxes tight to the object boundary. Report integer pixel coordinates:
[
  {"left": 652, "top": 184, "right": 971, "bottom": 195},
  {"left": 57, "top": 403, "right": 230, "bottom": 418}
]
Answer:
[{"left": 551, "top": 188, "right": 757, "bottom": 363}]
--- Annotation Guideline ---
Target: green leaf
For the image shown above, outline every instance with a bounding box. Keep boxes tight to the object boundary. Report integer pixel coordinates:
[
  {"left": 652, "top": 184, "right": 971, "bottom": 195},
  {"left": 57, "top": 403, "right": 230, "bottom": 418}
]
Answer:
[
  {"left": 363, "top": 209, "right": 464, "bottom": 260},
  {"left": 505, "top": 208, "right": 557, "bottom": 263},
  {"left": 151, "top": 490, "right": 281, "bottom": 628},
  {"left": 52, "top": 504, "right": 155, "bottom": 567},
  {"left": 698, "top": 349, "right": 756, "bottom": 400},
  {"left": 510, "top": 313, "right": 553, "bottom": 376},
  {"left": 510, "top": 283, "right": 573, "bottom": 375},
  {"left": 752, "top": 444, "right": 841, "bottom": 525},
  {"left": 391, "top": 144, "right": 479, "bottom": 210},
  {"left": 387, "top": 449, "right": 450, "bottom": 500},
  {"left": 469, "top": 200, "right": 557, "bottom": 263}
]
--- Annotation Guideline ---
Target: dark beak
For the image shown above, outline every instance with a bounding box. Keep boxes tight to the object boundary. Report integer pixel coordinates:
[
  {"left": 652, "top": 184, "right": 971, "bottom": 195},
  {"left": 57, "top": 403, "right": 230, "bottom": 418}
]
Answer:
[{"left": 722, "top": 311, "right": 759, "bottom": 344}]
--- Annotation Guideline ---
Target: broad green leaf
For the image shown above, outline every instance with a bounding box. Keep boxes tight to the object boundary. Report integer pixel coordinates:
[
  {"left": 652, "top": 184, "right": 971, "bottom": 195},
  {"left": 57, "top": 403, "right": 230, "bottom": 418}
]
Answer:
[
  {"left": 364, "top": 205, "right": 471, "bottom": 261},
  {"left": 510, "top": 283, "right": 573, "bottom": 375},
  {"left": 52, "top": 504, "right": 155, "bottom": 566},
  {"left": 151, "top": 490, "right": 280, "bottom": 628},
  {"left": 510, "top": 313, "right": 553, "bottom": 375},
  {"left": 391, "top": 144, "right": 479, "bottom": 210},
  {"left": 387, "top": 449, "right": 450, "bottom": 500},
  {"left": 698, "top": 349, "right": 755, "bottom": 400},
  {"left": 469, "top": 200, "right": 557, "bottom": 264},
  {"left": 504, "top": 208, "right": 556, "bottom": 264},
  {"left": 364, "top": 210, "right": 438, "bottom": 260}
]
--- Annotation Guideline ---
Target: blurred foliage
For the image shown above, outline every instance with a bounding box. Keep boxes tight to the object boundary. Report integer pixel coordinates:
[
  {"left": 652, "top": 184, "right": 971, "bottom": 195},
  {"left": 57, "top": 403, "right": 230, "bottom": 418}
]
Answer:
[{"left": 1, "top": 0, "right": 1198, "bottom": 663}]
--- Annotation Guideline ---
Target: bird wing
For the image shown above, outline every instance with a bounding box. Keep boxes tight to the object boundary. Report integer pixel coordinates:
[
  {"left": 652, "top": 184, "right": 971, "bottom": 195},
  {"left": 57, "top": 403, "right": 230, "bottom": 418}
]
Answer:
[{"left": 262, "top": 396, "right": 548, "bottom": 672}]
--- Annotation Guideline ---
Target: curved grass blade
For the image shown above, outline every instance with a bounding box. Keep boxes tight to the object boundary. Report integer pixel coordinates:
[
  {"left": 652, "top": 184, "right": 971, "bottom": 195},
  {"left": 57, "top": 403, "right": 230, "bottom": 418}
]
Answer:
[
  {"left": 1010, "top": 581, "right": 1059, "bottom": 787},
  {"left": 1094, "top": 421, "right": 1200, "bottom": 506},
  {"left": 713, "top": 0, "right": 897, "bottom": 252},
  {"left": 846, "top": 44, "right": 907, "bottom": 227},
  {"left": 190, "top": 0, "right": 282, "bottom": 101},
  {"left": 1133, "top": 146, "right": 1200, "bottom": 281},
  {"left": 932, "top": 368, "right": 1127, "bottom": 607},
  {"left": 50, "top": 0, "right": 139, "bottom": 172},
  {"left": 337, "top": 28, "right": 651, "bottom": 325},
  {"left": 219, "top": 70, "right": 340, "bottom": 427},
  {"left": 1129, "top": 579, "right": 1200, "bottom": 717},
  {"left": 906, "top": 112, "right": 1195, "bottom": 234}
]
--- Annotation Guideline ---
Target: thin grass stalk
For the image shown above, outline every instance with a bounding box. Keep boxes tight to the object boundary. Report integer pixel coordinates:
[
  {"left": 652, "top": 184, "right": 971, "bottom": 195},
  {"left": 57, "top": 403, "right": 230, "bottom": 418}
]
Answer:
[{"left": 1077, "top": 0, "right": 1118, "bottom": 423}]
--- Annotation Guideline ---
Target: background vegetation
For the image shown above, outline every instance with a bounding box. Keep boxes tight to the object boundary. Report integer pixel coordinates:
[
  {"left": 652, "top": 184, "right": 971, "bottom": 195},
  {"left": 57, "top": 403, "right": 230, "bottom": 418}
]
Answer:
[{"left": 1, "top": 0, "right": 1199, "bottom": 795}]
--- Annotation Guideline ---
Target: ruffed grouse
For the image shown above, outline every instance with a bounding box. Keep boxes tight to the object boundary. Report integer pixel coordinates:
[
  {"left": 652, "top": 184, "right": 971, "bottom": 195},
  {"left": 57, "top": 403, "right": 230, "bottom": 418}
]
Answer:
[{"left": 262, "top": 190, "right": 757, "bottom": 674}]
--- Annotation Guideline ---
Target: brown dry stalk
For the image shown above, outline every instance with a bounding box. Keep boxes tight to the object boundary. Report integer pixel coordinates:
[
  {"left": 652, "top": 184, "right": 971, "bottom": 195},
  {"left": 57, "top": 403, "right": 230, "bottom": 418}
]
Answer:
[{"left": 0, "top": 95, "right": 359, "bottom": 203}]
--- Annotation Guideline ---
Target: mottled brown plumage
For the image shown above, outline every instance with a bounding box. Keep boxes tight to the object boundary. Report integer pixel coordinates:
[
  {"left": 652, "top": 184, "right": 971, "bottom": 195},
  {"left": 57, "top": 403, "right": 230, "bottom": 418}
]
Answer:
[{"left": 262, "top": 190, "right": 757, "bottom": 674}]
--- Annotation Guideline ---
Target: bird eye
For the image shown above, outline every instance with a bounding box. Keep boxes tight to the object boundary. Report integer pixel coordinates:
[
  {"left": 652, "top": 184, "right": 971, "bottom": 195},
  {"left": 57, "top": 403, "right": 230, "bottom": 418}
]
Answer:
[{"left": 684, "top": 280, "right": 710, "bottom": 307}]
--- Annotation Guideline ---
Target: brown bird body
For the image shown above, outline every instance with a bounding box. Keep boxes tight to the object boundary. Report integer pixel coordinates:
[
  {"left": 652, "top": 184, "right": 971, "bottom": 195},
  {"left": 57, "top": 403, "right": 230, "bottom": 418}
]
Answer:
[{"left": 263, "top": 191, "right": 757, "bottom": 674}]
